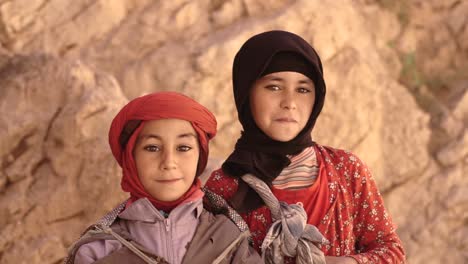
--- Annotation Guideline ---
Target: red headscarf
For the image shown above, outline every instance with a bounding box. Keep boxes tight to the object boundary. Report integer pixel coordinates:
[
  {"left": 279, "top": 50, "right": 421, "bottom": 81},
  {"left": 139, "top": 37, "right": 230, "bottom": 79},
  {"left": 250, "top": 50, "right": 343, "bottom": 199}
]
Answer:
[{"left": 108, "top": 91, "right": 217, "bottom": 211}]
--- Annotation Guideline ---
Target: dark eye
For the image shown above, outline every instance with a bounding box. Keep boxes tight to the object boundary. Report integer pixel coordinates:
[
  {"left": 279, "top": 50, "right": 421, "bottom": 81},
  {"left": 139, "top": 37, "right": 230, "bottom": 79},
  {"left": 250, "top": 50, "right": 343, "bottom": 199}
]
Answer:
[
  {"left": 297, "top": 87, "right": 312, "bottom": 93},
  {"left": 177, "top": 145, "right": 192, "bottom": 152},
  {"left": 265, "top": 85, "right": 280, "bottom": 91},
  {"left": 144, "top": 145, "right": 160, "bottom": 152}
]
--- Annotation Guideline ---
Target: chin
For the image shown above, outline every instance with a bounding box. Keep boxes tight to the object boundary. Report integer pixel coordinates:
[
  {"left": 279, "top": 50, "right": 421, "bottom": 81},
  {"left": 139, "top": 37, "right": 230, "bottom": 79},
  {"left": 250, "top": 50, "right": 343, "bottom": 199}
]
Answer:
[
  {"left": 158, "top": 198, "right": 179, "bottom": 202},
  {"left": 269, "top": 134, "right": 296, "bottom": 142},
  {"left": 267, "top": 132, "right": 299, "bottom": 142},
  {"left": 266, "top": 128, "right": 300, "bottom": 142}
]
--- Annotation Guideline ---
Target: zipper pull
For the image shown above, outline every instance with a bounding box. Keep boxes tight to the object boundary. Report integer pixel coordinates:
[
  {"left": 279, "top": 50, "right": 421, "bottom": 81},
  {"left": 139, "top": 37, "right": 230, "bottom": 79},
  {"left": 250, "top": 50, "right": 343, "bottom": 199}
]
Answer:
[{"left": 164, "top": 219, "right": 170, "bottom": 232}]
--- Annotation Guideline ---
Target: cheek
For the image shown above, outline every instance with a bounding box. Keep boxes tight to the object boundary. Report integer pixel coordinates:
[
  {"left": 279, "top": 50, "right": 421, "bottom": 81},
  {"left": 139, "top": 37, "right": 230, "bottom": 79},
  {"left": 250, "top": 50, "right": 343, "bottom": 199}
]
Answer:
[
  {"left": 134, "top": 152, "right": 157, "bottom": 174},
  {"left": 250, "top": 95, "right": 270, "bottom": 121},
  {"left": 301, "top": 97, "right": 315, "bottom": 115},
  {"left": 133, "top": 151, "right": 144, "bottom": 169},
  {"left": 184, "top": 152, "right": 200, "bottom": 171}
]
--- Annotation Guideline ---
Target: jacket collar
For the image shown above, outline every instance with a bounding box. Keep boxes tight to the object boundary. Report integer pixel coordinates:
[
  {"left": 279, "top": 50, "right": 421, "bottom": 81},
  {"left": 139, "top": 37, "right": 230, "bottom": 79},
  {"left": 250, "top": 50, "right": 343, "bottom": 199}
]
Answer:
[{"left": 118, "top": 197, "right": 204, "bottom": 223}]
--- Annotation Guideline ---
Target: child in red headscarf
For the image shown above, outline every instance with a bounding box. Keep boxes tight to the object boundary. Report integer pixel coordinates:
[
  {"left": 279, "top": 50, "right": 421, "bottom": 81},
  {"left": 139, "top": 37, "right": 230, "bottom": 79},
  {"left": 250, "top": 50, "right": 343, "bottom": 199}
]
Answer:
[{"left": 66, "top": 91, "right": 260, "bottom": 264}]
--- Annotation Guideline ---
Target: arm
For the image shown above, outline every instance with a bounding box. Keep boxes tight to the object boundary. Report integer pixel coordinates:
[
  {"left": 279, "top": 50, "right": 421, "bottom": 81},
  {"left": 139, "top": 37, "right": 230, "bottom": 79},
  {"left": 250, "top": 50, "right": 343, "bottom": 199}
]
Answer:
[
  {"left": 73, "top": 240, "right": 122, "bottom": 264},
  {"left": 205, "top": 169, "right": 271, "bottom": 253},
  {"left": 229, "top": 232, "right": 263, "bottom": 263},
  {"left": 347, "top": 154, "right": 406, "bottom": 263}
]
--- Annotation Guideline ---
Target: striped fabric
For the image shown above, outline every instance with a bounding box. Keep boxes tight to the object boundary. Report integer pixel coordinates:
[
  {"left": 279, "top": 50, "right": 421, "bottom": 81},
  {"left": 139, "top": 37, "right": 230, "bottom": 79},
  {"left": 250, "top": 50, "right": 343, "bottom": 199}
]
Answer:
[{"left": 272, "top": 147, "right": 318, "bottom": 190}]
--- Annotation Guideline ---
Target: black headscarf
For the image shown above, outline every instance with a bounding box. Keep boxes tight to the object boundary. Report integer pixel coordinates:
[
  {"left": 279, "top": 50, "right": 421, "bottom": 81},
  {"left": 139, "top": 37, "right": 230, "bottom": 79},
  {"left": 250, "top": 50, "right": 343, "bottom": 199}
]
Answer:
[{"left": 222, "top": 30, "right": 327, "bottom": 212}]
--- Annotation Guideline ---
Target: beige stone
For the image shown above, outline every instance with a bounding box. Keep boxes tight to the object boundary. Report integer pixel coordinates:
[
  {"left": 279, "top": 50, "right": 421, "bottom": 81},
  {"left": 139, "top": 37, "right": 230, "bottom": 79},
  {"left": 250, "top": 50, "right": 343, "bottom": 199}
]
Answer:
[
  {"left": 0, "top": 0, "right": 466, "bottom": 263},
  {"left": 436, "top": 129, "right": 468, "bottom": 166},
  {"left": 243, "top": 0, "right": 294, "bottom": 16},
  {"left": 446, "top": 1, "right": 468, "bottom": 34},
  {"left": 439, "top": 111, "right": 465, "bottom": 139},
  {"left": 0, "top": 55, "right": 127, "bottom": 263},
  {"left": 211, "top": 0, "right": 244, "bottom": 28},
  {"left": 453, "top": 87, "right": 468, "bottom": 123}
]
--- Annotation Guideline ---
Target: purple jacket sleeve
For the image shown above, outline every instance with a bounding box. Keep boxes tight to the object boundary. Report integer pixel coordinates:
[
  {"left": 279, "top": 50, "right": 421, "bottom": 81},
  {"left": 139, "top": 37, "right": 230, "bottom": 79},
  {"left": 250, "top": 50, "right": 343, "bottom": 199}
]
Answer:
[{"left": 74, "top": 240, "right": 122, "bottom": 264}]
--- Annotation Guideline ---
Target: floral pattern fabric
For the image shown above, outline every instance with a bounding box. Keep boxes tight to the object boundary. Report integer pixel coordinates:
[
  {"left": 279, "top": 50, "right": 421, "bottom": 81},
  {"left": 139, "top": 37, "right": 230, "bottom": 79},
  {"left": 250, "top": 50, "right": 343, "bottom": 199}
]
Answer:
[{"left": 204, "top": 144, "right": 405, "bottom": 263}]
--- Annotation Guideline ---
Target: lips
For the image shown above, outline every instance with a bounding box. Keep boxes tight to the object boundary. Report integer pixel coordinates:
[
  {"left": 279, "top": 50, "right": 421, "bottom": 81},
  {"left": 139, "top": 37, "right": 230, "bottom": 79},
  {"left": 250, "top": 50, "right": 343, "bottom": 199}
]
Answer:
[
  {"left": 156, "top": 179, "right": 181, "bottom": 183},
  {"left": 275, "top": 117, "right": 297, "bottom": 122}
]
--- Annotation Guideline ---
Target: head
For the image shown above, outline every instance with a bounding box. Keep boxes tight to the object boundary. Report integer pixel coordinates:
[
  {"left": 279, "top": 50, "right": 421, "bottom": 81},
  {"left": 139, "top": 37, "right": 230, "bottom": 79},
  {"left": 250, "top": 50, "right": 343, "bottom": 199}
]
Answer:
[
  {"left": 133, "top": 118, "right": 199, "bottom": 201},
  {"left": 233, "top": 30, "right": 326, "bottom": 145},
  {"left": 250, "top": 51, "right": 317, "bottom": 141},
  {"left": 108, "top": 92, "right": 217, "bottom": 202}
]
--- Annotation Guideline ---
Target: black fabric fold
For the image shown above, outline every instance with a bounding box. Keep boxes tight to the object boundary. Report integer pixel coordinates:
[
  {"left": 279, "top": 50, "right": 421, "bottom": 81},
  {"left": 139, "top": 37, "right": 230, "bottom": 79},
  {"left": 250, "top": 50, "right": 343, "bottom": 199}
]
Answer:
[{"left": 223, "top": 30, "right": 327, "bottom": 212}]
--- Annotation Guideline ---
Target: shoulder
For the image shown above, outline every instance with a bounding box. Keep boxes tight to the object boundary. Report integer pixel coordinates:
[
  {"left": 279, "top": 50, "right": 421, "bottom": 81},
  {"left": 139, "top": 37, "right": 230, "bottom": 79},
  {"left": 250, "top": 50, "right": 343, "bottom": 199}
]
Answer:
[
  {"left": 193, "top": 210, "right": 246, "bottom": 244},
  {"left": 185, "top": 210, "right": 257, "bottom": 263},
  {"left": 206, "top": 168, "right": 238, "bottom": 184},
  {"left": 314, "top": 143, "right": 375, "bottom": 193},
  {"left": 65, "top": 201, "right": 131, "bottom": 263},
  {"left": 199, "top": 210, "right": 252, "bottom": 248},
  {"left": 315, "top": 143, "right": 369, "bottom": 170},
  {"left": 202, "top": 189, "right": 250, "bottom": 234},
  {"left": 202, "top": 210, "right": 239, "bottom": 229},
  {"left": 204, "top": 168, "right": 239, "bottom": 199},
  {"left": 72, "top": 239, "right": 122, "bottom": 264},
  {"left": 314, "top": 143, "right": 355, "bottom": 160},
  {"left": 65, "top": 220, "right": 125, "bottom": 264}
]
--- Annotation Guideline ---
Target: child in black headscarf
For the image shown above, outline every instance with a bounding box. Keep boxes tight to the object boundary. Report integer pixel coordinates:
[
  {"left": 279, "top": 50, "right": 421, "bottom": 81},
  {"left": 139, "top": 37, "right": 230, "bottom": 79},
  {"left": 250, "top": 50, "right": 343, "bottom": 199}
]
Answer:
[{"left": 205, "top": 30, "right": 405, "bottom": 264}]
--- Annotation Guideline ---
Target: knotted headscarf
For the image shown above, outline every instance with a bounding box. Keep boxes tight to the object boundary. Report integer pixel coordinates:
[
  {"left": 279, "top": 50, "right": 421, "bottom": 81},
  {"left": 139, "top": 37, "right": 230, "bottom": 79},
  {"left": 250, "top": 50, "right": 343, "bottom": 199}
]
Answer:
[
  {"left": 222, "top": 30, "right": 327, "bottom": 211},
  {"left": 109, "top": 91, "right": 217, "bottom": 211}
]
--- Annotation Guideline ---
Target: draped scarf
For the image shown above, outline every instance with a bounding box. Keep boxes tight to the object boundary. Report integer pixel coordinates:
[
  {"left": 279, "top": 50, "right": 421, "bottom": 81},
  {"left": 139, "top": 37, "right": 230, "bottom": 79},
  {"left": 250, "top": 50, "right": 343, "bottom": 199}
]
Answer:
[
  {"left": 222, "top": 30, "right": 327, "bottom": 211},
  {"left": 108, "top": 91, "right": 217, "bottom": 212}
]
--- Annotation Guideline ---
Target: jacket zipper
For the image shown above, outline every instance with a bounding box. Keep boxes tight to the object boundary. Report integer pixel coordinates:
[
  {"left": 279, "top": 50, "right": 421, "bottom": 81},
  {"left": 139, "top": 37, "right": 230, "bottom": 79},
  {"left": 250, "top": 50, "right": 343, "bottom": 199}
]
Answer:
[
  {"left": 164, "top": 219, "right": 170, "bottom": 232},
  {"left": 164, "top": 218, "right": 173, "bottom": 262}
]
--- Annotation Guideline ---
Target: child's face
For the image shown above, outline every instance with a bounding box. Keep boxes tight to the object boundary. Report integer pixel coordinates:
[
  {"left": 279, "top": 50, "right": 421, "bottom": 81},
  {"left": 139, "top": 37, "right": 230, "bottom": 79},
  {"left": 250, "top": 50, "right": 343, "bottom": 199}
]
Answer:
[
  {"left": 250, "top": 71, "right": 315, "bottom": 142},
  {"left": 133, "top": 119, "right": 199, "bottom": 202}
]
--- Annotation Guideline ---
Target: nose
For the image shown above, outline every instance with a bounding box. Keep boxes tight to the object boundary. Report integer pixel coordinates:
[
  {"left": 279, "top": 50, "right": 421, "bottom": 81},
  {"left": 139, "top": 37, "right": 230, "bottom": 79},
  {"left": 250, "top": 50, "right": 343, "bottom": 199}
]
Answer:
[
  {"left": 279, "top": 90, "right": 297, "bottom": 110},
  {"left": 160, "top": 149, "right": 177, "bottom": 170}
]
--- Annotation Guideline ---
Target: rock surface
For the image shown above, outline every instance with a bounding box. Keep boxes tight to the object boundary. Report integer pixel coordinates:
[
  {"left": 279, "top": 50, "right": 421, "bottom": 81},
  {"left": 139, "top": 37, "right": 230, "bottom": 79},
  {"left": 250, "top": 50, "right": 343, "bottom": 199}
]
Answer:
[
  {"left": 0, "top": 55, "right": 128, "bottom": 263},
  {"left": 0, "top": 0, "right": 466, "bottom": 263}
]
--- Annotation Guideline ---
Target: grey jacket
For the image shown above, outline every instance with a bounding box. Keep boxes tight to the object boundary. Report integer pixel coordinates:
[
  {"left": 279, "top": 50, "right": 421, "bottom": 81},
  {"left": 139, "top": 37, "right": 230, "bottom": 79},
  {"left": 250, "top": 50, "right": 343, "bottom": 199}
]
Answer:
[{"left": 66, "top": 198, "right": 261, "bottom": 264}]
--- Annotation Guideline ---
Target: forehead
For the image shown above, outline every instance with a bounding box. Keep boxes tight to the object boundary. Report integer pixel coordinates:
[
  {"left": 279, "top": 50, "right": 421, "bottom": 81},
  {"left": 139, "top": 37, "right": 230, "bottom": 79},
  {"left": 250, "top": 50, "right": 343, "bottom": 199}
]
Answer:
[
  {"left": 256, "top": 71, "right": 314, "bottom": 84},
  {"left": 139, "top": 119, "right": 196, "bottom": 138}
]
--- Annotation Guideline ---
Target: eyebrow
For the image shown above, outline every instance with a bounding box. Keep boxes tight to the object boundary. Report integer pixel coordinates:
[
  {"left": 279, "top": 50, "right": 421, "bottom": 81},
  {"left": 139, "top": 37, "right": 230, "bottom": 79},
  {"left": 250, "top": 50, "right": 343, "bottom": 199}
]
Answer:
[
  {"left": 262, "top": 76, "right": 314, "bottom": 84},
  {"left": 298, "top": 79, "right": 314, "bottom": 85},
  {"left": 139, "top": 133, "right": 198, "bottom": 140}
]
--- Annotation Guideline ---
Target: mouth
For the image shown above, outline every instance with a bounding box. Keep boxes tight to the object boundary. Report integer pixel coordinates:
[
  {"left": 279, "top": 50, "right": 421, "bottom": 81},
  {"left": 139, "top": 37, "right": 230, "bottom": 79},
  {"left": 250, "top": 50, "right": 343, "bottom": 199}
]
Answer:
[
  {"left": 155, "top": 179, "right": 182, "bottom": 183},
  {"left": 274, "top": 117, "right": 297, "bottom": 123}
]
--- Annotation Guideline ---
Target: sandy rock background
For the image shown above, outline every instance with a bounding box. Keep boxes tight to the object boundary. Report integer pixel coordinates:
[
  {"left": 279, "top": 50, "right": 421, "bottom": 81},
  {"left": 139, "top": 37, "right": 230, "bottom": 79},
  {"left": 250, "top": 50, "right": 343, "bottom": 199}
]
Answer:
[{"left": 0, "top": 0, "right": 466, "bottom": 263}]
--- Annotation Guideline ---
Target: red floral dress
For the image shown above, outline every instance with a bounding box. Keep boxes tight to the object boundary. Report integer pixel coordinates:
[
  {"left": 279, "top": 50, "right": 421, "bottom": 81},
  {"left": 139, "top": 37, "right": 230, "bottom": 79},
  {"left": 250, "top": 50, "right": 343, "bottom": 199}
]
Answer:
[{"left": 205, "top": 144, "right": 405, "bottom": 263}]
